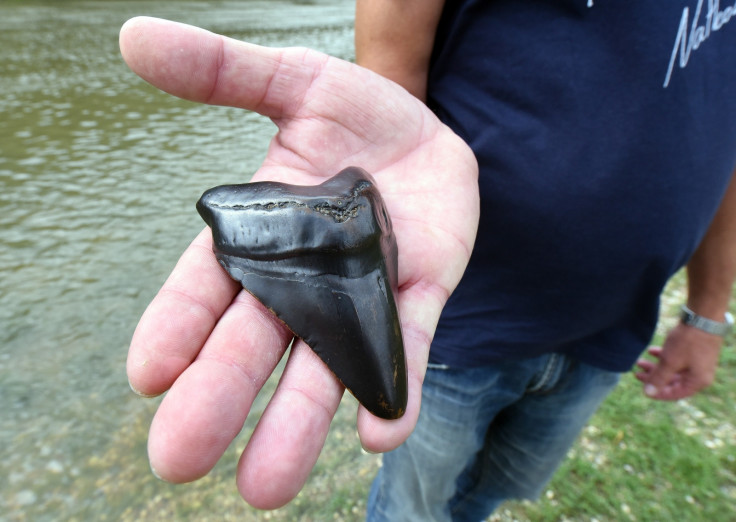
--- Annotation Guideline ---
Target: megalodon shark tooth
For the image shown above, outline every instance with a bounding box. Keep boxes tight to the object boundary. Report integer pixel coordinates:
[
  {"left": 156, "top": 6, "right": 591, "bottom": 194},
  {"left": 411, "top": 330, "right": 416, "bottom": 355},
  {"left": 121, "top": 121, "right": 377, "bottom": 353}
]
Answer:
[{"left": 196, "top": 167, "right": 407, "bottom": 419}]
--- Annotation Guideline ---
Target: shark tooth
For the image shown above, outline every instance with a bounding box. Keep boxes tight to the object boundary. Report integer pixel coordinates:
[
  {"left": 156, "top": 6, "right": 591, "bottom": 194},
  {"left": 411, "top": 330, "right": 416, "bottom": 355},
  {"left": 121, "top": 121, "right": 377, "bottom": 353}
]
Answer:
[{"left": 196, "top": 167, "right": 407, "bottom": 419}]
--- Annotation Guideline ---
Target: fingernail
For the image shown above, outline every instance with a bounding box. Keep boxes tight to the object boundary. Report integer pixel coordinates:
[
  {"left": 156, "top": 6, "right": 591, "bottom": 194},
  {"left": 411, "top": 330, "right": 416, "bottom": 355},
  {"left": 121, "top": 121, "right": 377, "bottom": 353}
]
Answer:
[
  {"left": 128, "top": 379, "right": 157, "bottom": 398},
  {"left": 644, "top": 384, "right": 658, "bottom": 397}
]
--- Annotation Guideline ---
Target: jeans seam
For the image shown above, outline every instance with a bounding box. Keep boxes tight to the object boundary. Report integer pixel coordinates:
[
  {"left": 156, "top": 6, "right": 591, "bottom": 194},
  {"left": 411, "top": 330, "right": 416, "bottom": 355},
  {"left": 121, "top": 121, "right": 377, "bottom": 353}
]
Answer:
[{"left": 526, "top": 353, "right": 560, "bottom": 393}]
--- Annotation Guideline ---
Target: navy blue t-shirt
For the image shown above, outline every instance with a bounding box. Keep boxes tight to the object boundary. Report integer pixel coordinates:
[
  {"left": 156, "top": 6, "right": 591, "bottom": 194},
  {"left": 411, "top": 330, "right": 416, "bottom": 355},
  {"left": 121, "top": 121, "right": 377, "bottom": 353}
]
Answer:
[{"left": 428, "top": 0, "right": 736, "bottom": 371}]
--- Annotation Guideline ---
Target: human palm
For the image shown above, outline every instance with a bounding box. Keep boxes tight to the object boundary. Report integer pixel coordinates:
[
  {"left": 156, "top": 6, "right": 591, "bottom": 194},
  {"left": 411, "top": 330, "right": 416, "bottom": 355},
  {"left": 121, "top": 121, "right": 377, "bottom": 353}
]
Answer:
[{"left": 120, "top": 17, "right": 478, "bottom": 509}]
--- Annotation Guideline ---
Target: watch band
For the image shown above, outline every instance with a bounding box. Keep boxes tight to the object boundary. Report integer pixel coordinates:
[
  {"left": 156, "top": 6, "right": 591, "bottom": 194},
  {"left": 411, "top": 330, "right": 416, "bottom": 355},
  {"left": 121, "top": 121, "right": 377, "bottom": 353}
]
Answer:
[{"left": 680, "top": 305, "right": 734, "bottom": 337}]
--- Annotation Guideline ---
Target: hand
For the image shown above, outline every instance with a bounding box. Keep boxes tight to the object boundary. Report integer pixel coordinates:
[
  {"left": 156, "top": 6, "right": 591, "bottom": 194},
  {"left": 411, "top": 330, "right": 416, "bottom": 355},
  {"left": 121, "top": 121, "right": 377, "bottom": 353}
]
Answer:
[
  {"left": 634, "top": 323, "right": 722, "bottom": 401},
  {"left": 120, "top": 17, "right": 479, "bottom": 509}
]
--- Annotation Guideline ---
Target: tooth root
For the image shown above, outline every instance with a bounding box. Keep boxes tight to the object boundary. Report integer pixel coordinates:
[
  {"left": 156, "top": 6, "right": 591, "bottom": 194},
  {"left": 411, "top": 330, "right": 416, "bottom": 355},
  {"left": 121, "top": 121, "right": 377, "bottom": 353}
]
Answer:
[{"left": 197, "top": 167, "right": 407, "bottom": 419}]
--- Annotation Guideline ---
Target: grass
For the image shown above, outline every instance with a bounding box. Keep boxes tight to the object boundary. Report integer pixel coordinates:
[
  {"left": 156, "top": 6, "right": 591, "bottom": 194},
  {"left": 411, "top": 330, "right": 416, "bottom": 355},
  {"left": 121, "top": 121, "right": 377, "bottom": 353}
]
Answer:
[{"left": 13, "top": 273, "right": 732, "bottom": 521}]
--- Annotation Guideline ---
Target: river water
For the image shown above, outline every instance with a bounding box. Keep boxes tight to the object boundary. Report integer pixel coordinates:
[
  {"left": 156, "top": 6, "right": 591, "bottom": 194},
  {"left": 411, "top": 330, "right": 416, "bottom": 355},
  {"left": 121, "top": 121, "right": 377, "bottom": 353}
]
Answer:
[{"left": 0, "top": 1, "right": 372, "bottom": 520}]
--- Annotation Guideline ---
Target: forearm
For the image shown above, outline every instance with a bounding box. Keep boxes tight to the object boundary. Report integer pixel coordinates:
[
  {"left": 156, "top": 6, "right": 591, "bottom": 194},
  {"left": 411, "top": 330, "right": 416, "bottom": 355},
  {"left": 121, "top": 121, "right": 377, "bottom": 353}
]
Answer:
[
  {"left": 686, "top": 169, "right": 736, "bottom": 320},
  {"left": 355, "top": 0, "right": 445, "bottom": 101}
]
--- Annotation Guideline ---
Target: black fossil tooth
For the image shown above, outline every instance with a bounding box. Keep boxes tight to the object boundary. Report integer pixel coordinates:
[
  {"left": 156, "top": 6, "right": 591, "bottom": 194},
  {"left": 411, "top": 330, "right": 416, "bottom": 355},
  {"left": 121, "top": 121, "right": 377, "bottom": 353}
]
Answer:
[{"left": 197, "top": 167, "right": 407, "bottom": 419}]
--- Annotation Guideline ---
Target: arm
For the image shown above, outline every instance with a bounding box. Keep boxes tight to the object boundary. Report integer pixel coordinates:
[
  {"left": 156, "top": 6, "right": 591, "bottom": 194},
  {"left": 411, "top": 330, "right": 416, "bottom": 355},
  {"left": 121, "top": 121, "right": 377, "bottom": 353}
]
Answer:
[
  {"left": 355, "top": 0, "right": 445, "bottom": 101},
  {"left": 636, "top": 169, "right": 736, "bottom": 400},
  {"left": 685, "top": 169, "right": 736, "bottom": 320}
]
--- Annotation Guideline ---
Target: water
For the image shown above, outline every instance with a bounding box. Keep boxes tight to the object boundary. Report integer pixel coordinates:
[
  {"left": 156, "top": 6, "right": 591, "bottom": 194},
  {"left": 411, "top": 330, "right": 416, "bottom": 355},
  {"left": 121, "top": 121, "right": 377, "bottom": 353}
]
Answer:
[{"left": 0, "top": 1, "right": 359, "bottom": 519}]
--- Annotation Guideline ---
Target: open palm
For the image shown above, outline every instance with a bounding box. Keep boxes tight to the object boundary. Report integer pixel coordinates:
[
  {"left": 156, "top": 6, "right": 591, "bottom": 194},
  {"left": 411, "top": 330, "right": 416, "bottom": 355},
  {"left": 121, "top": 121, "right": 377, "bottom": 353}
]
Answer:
[{"left": 121, "top": 17, "right": 478, "bottom": 509}]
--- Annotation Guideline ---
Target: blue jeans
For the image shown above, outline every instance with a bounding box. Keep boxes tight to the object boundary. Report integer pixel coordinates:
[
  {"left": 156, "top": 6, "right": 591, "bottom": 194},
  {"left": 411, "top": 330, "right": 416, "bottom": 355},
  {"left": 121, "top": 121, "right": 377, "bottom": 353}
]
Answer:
[{"left": 366, "top": 353, "right": 621, "bottom": 522}]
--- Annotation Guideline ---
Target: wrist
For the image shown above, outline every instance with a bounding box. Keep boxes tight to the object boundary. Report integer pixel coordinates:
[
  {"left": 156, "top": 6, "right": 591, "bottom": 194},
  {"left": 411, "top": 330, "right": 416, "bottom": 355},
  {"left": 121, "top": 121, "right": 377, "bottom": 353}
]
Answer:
[{"left": 680, "top": 304, "right": 734, "bottom": 337}]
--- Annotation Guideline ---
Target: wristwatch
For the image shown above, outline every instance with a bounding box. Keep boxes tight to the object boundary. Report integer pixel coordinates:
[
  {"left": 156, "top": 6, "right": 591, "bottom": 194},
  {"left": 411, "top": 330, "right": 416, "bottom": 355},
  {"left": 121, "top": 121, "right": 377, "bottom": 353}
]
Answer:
[{"left": 680, "top": 305, "right": 734, "bottom": 337}]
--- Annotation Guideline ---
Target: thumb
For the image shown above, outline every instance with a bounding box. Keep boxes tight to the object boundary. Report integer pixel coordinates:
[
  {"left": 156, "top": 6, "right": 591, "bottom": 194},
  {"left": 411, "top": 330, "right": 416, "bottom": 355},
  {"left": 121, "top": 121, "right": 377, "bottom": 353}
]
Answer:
[{"left": 119, "top": 16, "right": 322, "bottom": 118}]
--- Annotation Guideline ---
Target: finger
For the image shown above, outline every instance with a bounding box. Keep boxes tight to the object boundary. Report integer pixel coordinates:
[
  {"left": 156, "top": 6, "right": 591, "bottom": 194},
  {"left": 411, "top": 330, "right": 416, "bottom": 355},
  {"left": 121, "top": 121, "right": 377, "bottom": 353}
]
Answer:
[
  {"left": 635, "top": 359, "right": 655, "bottom": 371},
  {"left": 120, "top": 17, "right": 328, "bottom": 119},
  {"left": 634, "top": 349, "right": 662, "bottom": 374},
  {"left": 120, "top": 17, "right": 274, "bottom": 113},
  {"left": 646, "top": 378, "right": 690, "bottom": 401},
  {"left": 357, "top": 281, "right": 446, "bottom": 453},
  {"left": 633, "top": 373, "right": 648, "bottom": 384},
  {"left": 127, "top": 228, "right": 239, "bottom": 396},
  {"left": 640, "top": 359, "right": 685, "bottom": 400},
  {"left": 642, "top": 367, "right": 678, "bottom": 399},
  {"left": 634, "top": 368, "right": 685, "bottom": 400},
  {"left": 147, "top": 290, "right": 293, "bottom": 482},
  {"left": 236, "top": 340, "right": 344, "bottom": 509},
  {"left": 356, "top": 353, "right": 423, "bottom": 453},
  {"left": 633, "top": 360, "right": 655, "bottom": 383}
]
